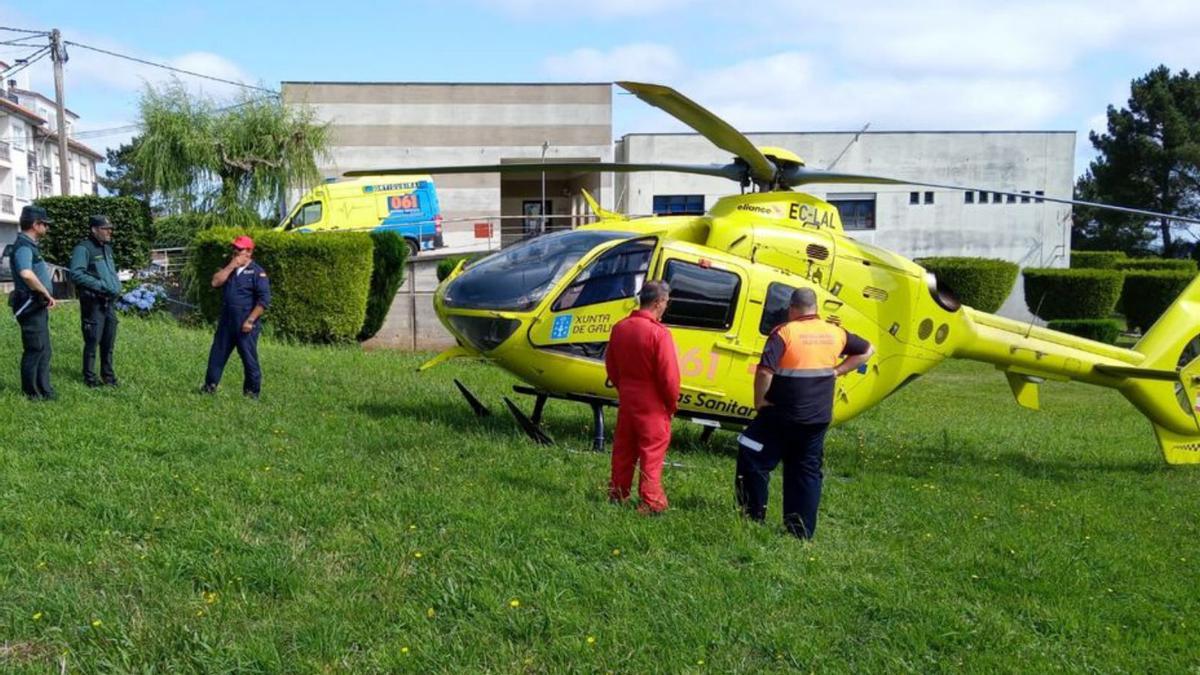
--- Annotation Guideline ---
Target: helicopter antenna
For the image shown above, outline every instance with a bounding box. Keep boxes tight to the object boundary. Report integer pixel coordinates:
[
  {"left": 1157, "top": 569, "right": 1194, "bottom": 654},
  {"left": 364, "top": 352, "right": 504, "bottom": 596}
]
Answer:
[
  {"left": 826, "top": 123, "right": 870, "bottom": 170},
  {"left": 1025, "top": 294, "right": 1047, "bottom": 339}
]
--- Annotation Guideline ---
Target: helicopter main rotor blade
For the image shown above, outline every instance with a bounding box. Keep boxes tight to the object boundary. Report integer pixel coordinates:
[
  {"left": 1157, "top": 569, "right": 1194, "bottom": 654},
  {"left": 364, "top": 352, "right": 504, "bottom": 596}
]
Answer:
[
  {"left": 617, "top": 81, "right": 777, "bottom": 185},
  {"left": 783, "top": 168, "right": 1200, "bottom": 226},
  {"left": 345, "top": 161, "right": 744, "bottom": 181}
]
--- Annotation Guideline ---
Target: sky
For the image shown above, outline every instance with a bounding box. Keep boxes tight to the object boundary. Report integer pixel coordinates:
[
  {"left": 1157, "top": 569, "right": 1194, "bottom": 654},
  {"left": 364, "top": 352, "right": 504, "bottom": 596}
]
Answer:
[{"left": 2, "top": 0, "right": 1198, "bottom": 179}]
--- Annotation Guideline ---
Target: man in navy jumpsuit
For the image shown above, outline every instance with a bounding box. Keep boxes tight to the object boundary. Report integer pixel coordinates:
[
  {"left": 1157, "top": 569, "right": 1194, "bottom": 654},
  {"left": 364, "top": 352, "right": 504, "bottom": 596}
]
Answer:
[{"left": 202, "top": 235, "right": 271, "bottom": 398}]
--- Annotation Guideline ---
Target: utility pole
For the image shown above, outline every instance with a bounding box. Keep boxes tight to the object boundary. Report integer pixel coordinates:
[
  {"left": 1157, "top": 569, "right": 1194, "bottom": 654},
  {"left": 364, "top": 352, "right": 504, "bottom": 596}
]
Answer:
[
  {"left": 50, "top": 29, "right": 70, "bottom": 196},
  {"left": 540, "top": 140, "right": 549, "bottom": 235}
]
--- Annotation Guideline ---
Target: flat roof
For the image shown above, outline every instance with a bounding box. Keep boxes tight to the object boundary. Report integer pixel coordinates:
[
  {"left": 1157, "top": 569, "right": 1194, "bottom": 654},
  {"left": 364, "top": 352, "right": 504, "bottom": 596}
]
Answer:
[
  {"left": 282, "top": 81, "right": 612, "bottom": 87},
  {"left": 619, "top": 130, "right": 1076, "bottom": 137}
]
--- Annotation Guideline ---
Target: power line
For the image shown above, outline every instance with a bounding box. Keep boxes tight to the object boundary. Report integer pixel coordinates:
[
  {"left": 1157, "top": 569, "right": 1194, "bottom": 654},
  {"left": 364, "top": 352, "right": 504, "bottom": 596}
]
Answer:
[
  {"left": 0, "top": 46, "right": 50, "bottom": 80},
  {"left": 0, "top": 26, "right": 49, "bottom": 36},
  {"left": 64, "top": 40, "right": 277, "bottom": 94}
]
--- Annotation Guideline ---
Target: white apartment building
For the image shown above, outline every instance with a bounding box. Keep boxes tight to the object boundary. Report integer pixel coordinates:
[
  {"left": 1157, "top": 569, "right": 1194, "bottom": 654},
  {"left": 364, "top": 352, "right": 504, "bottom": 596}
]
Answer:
[{"left": 0, "top": 69, "right": 103, "bottom": 242}]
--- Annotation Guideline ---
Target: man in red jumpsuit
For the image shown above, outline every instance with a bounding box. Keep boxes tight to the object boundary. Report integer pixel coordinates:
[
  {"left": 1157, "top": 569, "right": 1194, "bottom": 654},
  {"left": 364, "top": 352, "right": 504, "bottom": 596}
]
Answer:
[{"left": 605, "top": 280, "right": 680, "bottom": 513}]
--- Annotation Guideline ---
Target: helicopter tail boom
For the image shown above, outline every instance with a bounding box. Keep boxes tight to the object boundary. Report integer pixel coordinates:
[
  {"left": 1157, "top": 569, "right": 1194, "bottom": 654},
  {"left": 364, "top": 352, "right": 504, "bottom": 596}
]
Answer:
[{"left": 952, "top": 277, "right": 1200, "bottom": 464}]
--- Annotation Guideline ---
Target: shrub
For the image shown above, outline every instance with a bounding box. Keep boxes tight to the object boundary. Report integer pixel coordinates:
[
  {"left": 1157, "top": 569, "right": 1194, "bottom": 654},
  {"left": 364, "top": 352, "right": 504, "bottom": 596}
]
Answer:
[
  {"left": 153, "top": 213, "right": 218, "bottom": 248},
  {"left": 1046, "top": 319, "right": 1123, "bottom": 344},
  {"left": 1114, "top": 258, "right": 1197, "bottom": 272},
  {"left": 436, "top": 254, "right": 483, "bottom": 282},
  {"left": 1070, "top": 251, "right": 1126, "bottom": 269},
  {"left": 1022, "top": 268, "right": 1123, "bottom": 320},
  {"left": 188, "top": 228, "right": 373, "bottom": 343},
  {"left": 916, "top": 257, "right": 1018, "bottom": 313},
  {"left": 34, "top": 195, "right": 154, "bottom": 270},
  {"left": 1120, "top": 270, "right": 1196, "bottom": 332},
  {"left": 116, "top": 283, "right": 169, "bottom": 316},
  {"left": 358, "top": 231, "right": 408, "bottom": 341}
]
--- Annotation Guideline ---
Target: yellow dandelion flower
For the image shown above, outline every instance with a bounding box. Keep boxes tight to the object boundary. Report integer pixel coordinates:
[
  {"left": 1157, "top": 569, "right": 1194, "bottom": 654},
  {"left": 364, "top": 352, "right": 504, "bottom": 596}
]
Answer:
[
  {"left": 413, "top": 551, "right": 423, "bottom": 559},
  {"left": 426, "top": 607, "right": 436, "bottom": 618},
  {"left": 91, "top": 619, "right": 103, "bottom": 628},
  {"left": 509, "top": 599, "right": 520, "bottom": 608},
  {"left": 612, "top": 548, "right": 621, "bottom": 556},
  {"left": 195, "top": 609, "right": 205, "bottom": 617},
  {"left": 409, "top": 524, "right": 417, "bottom": 530},
  {"left": 401, "top": 647, "right": 410, "bottom": 655},
  {"left": 204, "top": 591, "right": 219, "bottom": 605},
  {"left": 32, "top": 612, "right": 43, "bottom": 621},
  {"left": 587, "top": 636, "right": 596, "bottom": 645},
  {"left": 697, "top": 659, "right": 705, "bottom": 665}
]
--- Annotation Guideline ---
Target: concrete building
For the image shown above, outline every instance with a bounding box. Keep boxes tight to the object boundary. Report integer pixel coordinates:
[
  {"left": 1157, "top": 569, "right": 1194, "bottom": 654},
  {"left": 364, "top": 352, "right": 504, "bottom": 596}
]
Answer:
[
  {"left": 0, "top": 70, "right": 103, "bottom": 242},
  {"left": 280, "top": 82, "right": 613, "bottom": 246},
  {"left": 617, "top": 131, "right": 1075, "bottom": 318}
]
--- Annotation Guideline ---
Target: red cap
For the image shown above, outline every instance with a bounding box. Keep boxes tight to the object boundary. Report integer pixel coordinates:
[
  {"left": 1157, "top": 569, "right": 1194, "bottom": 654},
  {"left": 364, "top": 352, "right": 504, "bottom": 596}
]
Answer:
[{"left": 232, "top": 235, "right": 255, "bottom": 250}]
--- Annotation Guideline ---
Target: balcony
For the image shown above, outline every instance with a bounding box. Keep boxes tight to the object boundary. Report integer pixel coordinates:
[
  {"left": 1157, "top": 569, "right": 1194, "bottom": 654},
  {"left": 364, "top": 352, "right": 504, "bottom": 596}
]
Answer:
[{"left": 1, "top": 193, "right": 13, "bottom": 215}]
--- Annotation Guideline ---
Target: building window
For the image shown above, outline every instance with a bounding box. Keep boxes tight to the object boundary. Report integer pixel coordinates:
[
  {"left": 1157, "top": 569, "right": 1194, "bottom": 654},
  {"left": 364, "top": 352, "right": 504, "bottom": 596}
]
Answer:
[
  {"left": 1006, "top": 193, "right": 1016, "bottom": 203},
  {"left": 12, "top": 128, "right": 25, "bottom": 151},
  {"left": 1021, "top": 191, "right": 1031, "bottom": 204},
  {"left": 652, "top": 194, "right": 705, "bottom": 215},
  {"left": 15, "top": 175, "right": 28, "bottom": 200},
  {"left": 552, "top": 238, "right": 654, "bottom": 311},
  {"left": 828, "top": 194, "right": 876, "bottom": 231},
  {"left": 924, "top": 191, "right": 934, "bottom": 204},
  {"left": 964, "top": 191, "right": 975, "bottom": 204},
  {"left": 993, "top": 192, "right": 1003, "bottom": 204},
  {"left": 1035, "top": 190, "right": 1045, "bottom": 203},
  {"left": 909, "top": 191, "right": 920, "bottom": 205},
  {"left": 978, "top": 191, "right": 988, "bottom": 204},
  {"left": 661, "top": 260, "right": 740, "bottom": 330}
]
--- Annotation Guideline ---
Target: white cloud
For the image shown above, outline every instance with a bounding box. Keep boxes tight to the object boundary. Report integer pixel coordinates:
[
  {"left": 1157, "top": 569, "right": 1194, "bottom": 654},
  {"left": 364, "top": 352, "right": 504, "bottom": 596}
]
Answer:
[
  {"left": 481, "top": 0, "right": 696, "bottom": 18},
  {"left": 542, "top": 43, "right": 683, "bottom": 82}
]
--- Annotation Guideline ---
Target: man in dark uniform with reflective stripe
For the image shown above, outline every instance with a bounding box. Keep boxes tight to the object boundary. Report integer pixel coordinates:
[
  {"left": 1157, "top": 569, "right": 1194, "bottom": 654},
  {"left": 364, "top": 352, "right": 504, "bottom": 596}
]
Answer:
[
  {"left": 735, "top": 287, "right": 873, "bottom": 539},
  {"left": 69, "top": 215, "right": 122, "bottom": 387},
  {"left": 8, "top": 206, "right": 59, "bottom": 400},
  {"left": 201, "top": 235, "right": 271, "bottom": 398}
]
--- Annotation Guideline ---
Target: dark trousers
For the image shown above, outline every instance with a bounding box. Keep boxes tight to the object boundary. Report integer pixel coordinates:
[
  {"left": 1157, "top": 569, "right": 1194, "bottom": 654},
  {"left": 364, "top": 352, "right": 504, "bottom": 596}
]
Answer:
[
  {"left": 81, "top": 295, "right": 118, "bottom": 384},
  {"left": 205, "top": 312, "right": 261, "bottom": 394},
  {"left": 16, "top": 305, "right": 53, "bottom": 398},
  {"left": 735, "top": 415, "right": 829, "bottom": 539}
]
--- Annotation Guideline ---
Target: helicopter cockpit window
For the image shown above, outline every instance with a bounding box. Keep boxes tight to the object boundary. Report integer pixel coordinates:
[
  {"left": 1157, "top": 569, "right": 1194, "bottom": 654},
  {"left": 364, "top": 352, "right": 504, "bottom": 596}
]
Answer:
[
  {"left": 552, "top": 238, "right": 655, "bottom": 312},
  {"left": 661, "top": 260, "right": 740, "bottom": 330},
  {"left": 442, "top": 230, "right": 629, "bottom": 311}
]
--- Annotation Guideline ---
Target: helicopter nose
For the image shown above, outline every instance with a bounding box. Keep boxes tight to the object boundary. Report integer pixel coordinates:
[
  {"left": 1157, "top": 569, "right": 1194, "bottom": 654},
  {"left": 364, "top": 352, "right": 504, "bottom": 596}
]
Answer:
[{"left": 444, "top": 314, "right": 521, "bottom": 352}]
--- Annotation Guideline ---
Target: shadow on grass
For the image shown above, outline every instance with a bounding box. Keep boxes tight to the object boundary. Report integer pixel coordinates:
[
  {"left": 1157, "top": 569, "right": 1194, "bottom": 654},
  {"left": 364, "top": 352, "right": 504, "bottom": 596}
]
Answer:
[{"left": 835, "top": 429, "right": 1162, "bottom": 485}]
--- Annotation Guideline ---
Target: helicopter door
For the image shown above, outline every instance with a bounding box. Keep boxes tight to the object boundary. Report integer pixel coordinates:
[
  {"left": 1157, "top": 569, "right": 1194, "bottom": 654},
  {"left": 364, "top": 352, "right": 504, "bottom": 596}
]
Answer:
[
  {"left": 655, "top": 248, "right": 755, "bottom": 416},
  {"left": 529, "top": 237, "right": 657, "bottom": 351}
]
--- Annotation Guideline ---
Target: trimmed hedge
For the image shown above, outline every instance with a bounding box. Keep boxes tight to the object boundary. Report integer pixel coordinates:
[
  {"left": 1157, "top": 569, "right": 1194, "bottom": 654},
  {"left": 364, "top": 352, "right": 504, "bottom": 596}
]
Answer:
[
  {"left": 436, "top": 254, "right": 483, "bottom": 282},
  {"left": 1070, "top": 251, "right": 1126, "bottom": 269},
  {"left": 916, "top": 257, "right": 1018, "bottom": 313},
  {"left": 1121, "top": 270, "right": 1195, "bottom": 332},
  {"left": 1114, "top": 258, "right": 1197, "bottom": 272},
  {"left": 1046, "top": 319, "right": 1123, "bottom": 344},
  {"left": 34, "top": 195, "right": 154, "bottom": 270},
  {"left": 1022, "top": 268, "right": 1123, "bottom": 320},
  {"left": 188, "top": 228, "right": 374, "bottom": 343},
  {"left": 358, "top": 231, "right": 408, "bottom": 341}
]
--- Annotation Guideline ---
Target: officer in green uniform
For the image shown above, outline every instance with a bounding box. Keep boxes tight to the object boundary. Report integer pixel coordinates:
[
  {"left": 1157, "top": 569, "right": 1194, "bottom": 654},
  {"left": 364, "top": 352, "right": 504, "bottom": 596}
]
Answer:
[
  {"left": 8, "top": 205, "right": 58, "bottom": 400},
  {"left": 69, "top": 215, "right": 122, "bottom": 387}
]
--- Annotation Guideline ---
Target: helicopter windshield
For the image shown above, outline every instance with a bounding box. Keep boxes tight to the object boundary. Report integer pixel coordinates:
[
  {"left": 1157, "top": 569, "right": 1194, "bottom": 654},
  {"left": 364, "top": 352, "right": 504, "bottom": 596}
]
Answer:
[{"left": 443, "top": 230, "right": 631, "bottom": 311}]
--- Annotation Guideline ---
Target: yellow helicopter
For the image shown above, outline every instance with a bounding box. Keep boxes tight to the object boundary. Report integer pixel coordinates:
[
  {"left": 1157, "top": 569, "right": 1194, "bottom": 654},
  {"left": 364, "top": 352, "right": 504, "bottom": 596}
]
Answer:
[{"left": 348, "top": 82, "right": 1200, "bottom": 464}]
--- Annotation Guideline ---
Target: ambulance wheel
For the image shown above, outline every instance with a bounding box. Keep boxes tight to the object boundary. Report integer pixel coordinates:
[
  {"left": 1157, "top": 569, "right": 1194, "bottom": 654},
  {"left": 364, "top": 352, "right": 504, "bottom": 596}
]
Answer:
[{"left": 405, "top": 238, "right": 420, "bottom": 258}]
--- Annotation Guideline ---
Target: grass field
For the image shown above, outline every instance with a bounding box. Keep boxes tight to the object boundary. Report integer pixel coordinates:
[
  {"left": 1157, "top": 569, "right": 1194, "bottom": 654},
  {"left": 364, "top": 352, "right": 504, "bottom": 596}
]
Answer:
[{"left": 1, "top": 306, "right": 1198, "bottom": 673}]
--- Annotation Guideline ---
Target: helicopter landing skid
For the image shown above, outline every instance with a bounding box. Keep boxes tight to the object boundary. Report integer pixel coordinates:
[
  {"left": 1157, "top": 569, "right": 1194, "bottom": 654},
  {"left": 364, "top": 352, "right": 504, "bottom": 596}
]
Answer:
[
  {"left": 503, "top": 396, "right": 555, "bottom": 446},
  {"left": 453, "top": 379, "right": 492, "bottom": 417},
  {"left": 511, "top": 386, "right": 615, "bottom": 453}
]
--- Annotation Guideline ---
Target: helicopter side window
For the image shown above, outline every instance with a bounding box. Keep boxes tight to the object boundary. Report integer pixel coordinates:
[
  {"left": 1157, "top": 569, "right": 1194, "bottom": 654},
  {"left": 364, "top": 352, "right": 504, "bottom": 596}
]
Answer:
[
  {"left": 661, "top": 260, "right": 740, "bottom": 330},
  {"left": 759, "top": 282, "right": 803, "bottom": 335},
  {"left": 552, "top": 239, "right": 655, "bottom": 312}
]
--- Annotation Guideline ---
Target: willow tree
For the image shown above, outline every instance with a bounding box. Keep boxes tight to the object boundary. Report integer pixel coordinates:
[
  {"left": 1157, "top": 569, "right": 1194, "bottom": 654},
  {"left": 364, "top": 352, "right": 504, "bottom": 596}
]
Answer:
[{"left": 135, "top": 80, "right": 329, "bottom": 227}]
